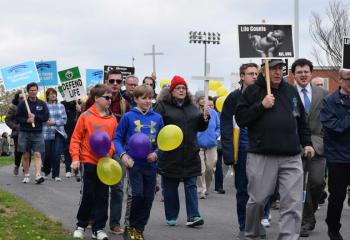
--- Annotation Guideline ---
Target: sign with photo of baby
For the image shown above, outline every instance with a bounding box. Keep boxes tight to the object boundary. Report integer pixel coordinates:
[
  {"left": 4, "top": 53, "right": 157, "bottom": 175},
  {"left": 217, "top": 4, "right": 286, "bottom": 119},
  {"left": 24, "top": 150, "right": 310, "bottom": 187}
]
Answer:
[
  {"left": 342, "top": 36, "right": 350, "bottom": 70},
  {"left": 238, "top": 24, "right": 294, "bottom": 59}
]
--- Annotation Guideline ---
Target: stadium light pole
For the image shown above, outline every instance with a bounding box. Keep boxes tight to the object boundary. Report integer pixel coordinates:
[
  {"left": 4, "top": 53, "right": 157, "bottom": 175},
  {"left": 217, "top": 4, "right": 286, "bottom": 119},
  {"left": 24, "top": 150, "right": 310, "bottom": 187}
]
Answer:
[{"left": 189, "top": 31, "right": 221, "bottom": 76}]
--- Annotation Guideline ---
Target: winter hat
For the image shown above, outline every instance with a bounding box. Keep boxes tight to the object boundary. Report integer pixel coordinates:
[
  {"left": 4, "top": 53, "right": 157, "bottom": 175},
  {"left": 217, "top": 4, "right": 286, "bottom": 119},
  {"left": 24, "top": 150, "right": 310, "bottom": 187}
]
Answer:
[{"left": 169, "top": 75, "right": 187, "bottom": 92}]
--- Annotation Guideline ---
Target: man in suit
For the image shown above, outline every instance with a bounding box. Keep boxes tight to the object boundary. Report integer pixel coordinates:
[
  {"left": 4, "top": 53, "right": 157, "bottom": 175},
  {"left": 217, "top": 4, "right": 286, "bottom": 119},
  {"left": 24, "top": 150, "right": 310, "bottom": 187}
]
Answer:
[{"left": 292, "top": 58, "right": 328, "bottom": 237}]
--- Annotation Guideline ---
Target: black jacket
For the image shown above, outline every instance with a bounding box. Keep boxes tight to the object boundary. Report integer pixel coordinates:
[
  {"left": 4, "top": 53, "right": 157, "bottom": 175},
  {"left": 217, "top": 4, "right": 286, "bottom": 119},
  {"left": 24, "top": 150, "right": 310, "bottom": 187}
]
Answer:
[
  {"left": 236, "top": 74, "right": 312, "bottom": 156},
  {"left": 154, "top": 90, "right": 209, "bottom": 178}
]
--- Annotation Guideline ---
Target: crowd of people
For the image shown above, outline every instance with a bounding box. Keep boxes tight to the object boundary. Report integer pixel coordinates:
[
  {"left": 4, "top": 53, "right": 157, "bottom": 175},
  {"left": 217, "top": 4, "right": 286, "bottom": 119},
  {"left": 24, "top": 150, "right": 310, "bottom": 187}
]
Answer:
[{"left": 2, "top": 58, "right": 350, "bottom": 240}]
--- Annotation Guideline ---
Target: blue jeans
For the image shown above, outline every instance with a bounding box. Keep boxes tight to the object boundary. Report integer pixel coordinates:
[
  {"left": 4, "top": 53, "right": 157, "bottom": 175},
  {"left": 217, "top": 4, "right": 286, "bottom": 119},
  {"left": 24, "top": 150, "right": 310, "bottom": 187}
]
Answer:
[
  {"left": 234, "top": 147, "right": 249, "bottom": 232},
  {"left": 128, "top": 164, "right": 157, "bottom": 231},
  {"left": 162, "top": 176, "right": 201, "bottom": 221},
  {"left": 109, "top": 157, "right": 125, "bottom": 229},
  {"left": 43, "top": 133, "right": 65, "bottom": 178}
]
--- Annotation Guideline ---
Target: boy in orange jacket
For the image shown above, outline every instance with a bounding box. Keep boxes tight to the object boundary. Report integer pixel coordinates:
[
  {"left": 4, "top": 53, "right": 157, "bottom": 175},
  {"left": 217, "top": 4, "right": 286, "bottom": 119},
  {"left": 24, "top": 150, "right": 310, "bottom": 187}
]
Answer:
[{"left": 70, "top": 84, "right": 118, "bottom": 240}]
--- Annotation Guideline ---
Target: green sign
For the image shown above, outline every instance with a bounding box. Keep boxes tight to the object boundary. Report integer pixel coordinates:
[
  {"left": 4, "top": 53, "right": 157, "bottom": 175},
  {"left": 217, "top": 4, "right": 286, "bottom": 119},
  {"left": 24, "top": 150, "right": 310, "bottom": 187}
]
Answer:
[{"left": 58, "top": 67, "right": 81, "bottom": 82}]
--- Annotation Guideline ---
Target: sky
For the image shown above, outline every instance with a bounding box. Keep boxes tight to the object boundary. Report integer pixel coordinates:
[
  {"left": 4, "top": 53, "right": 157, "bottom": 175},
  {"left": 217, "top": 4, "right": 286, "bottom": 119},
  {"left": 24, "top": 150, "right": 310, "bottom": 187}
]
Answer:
[{"left": 0, "top": 0, "right": 340, "bottom": 93}]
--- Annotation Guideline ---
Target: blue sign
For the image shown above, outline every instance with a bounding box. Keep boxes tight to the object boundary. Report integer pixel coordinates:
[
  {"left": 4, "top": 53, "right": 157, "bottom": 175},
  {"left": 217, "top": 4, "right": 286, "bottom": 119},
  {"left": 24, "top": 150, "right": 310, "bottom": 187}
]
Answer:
[
  {"left": 36, "top": 61, "right": 58, "bottom": 86},
  {"left": 0, "top": 60, "right": 40, "bottom": 91},
  {"left": 86, "top": 69, "right": 103, "bottom": 89}
]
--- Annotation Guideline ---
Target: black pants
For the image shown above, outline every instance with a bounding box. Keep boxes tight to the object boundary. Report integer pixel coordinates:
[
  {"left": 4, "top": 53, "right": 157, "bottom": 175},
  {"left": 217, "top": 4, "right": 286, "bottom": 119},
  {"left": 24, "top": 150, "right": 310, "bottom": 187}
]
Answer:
[
  {"left": 326, "top": 163, "right": 350, "bottom": 232},
  {"left": 77, "top": 163, "right": 109, "bottom": 233},
  {"left": 13, "top": 137, "right": 22, "bottom": 167}
]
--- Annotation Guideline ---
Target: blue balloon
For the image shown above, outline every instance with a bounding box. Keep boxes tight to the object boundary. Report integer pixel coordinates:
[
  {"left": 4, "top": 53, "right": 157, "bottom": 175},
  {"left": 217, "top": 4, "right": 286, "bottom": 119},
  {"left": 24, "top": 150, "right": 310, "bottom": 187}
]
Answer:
[{"left": 128, "top": 133, "right": 152, "bottom": 160}]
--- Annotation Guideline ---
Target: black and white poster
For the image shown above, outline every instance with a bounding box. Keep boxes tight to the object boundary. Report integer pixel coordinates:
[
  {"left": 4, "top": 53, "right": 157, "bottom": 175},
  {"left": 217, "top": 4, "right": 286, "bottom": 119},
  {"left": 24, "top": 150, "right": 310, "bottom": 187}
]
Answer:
[
  {"left": 238, "top": 24, "right": 294, "bottom": 58},
  {"left": 342, "top": 37, "right": 350, "bottom": 70},
  {"left": 103, "top": 65, "right": 135, "bottom": 81}
]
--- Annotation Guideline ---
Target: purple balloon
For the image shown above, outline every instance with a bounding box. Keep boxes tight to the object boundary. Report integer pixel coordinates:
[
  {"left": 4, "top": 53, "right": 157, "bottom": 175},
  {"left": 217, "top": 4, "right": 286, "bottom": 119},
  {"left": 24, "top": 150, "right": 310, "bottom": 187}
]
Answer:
[
  {"left": 89, "top": 131, "right": 111, "bottom": 157},
  {"left": 128, "top": 133, "right": 152, "bottom": 160}
]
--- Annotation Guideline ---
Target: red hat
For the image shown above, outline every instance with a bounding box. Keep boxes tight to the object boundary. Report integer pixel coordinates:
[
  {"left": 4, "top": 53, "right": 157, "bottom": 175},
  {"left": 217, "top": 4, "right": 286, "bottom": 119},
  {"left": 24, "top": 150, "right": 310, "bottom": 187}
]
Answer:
[{"left": 169, "top": 75, "right": 187, "bottom": 92}]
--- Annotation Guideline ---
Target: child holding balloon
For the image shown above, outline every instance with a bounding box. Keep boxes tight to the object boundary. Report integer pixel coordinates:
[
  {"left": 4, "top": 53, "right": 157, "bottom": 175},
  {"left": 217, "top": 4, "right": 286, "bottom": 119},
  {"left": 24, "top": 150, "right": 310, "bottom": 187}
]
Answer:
[
  {"left": 114, "top": 84, "right": 164, "bottom": 240},
  {"left": 70, "top": 84, "right": 118, "bottom": 240}
]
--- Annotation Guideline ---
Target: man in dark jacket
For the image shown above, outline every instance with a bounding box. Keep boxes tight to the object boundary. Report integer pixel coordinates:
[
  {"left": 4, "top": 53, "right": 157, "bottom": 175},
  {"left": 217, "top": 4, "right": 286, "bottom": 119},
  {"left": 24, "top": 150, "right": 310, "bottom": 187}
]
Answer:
[
  {"left": 220, "top": 62, "right": 258, "bottom": 238},
  {"left": 320, "top": 69, "right": 350, "bottom": 240},
  {"left": 155, "top": 75, "right": 209, "bottom": 227},
  {"left": 16, "top": 82, "right": 49, "bottom": 184},
  {"left": 236, "top": 59, "right": 314, "bottom": 240}
]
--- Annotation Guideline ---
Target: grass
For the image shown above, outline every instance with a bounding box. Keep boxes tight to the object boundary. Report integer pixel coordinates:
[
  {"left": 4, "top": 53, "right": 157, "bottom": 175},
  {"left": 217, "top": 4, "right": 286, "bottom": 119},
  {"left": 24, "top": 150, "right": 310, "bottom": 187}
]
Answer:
[
  {"left": 0, "top": 156, "right": 13, "bottom": 167},
  {"left": 0, "top": 189, "right": 73, "bottom": 240}
]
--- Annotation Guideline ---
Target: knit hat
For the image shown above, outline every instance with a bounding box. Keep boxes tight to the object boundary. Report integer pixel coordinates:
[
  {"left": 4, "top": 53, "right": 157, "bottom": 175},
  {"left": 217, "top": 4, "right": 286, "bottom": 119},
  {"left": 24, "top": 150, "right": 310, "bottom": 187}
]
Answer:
[{"left": 169, "top": 75, "right": 187, "bottom": 92}]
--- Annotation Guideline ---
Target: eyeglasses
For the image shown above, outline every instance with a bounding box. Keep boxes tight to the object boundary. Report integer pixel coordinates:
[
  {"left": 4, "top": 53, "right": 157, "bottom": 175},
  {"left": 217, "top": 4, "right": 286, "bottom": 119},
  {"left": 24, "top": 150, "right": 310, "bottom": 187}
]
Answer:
[
  {"left": 101, "top": 96, "right": 112, "bottom": 101},
  {"left": 245, "top": 72, "right": 258, "bottom": 76},
  {"left": 127, "top": 83, "right": 138, "bottom": 87},
  {"left": 108, "top": 79, "right": 123, "bottom": 84},
  {"left": 19, "top": 97, "right": 24, "bottom": 100},
  {"left": 341, "top": 77, "right": 350, "bottom": 81},
  {"left": 174, "top": 86, "right": 187, "bottom": 91}
]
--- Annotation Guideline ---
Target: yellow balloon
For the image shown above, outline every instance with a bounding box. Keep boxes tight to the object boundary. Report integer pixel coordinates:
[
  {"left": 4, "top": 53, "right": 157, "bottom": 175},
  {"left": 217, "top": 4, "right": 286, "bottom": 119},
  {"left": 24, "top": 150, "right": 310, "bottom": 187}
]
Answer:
[
  {"left": 97, "top": 157, "right": 122, "bottom": 186},
  {"left": 38, "top": 93, "right": 46, "bottom": 101},
  {"left": 157, "top": 125, "right": 183, "bottom": 151},
  {"left": 216, "top": 86, "right": 228, "bottom": 97},
  {"left": 160, "top": 79, "right": 171, "bottom": 89},
  {"left": 215, "top": 96, "right": 227, "bottom": 112},
  {"left": 209, "top": 80, "right": 222, "bottom": 91},
  {"left": 80, "top": 96, "right": 88, "bottom": 103}
]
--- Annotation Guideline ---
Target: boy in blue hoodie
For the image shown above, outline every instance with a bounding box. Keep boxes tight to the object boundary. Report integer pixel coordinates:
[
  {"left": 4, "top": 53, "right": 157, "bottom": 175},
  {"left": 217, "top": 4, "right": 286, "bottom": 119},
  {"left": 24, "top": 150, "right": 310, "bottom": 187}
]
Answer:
[
  {"left": 114, "top": 85, "right": 164, "bottom": 240},
  {"left": 196, "top": 94, "right": 220, "bottom": 199}
]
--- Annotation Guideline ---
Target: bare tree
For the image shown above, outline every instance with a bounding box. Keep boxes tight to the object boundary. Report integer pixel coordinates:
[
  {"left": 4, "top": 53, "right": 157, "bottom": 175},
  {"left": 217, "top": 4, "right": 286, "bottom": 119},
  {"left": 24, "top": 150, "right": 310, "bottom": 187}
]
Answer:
[{"left": 310, "top": 0, "right": 350, "bottom": 70}]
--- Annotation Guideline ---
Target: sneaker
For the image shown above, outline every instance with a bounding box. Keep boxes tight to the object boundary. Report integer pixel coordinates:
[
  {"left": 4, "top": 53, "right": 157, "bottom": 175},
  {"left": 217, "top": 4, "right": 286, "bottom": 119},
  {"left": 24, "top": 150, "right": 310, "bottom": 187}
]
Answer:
[
  {"left": 66, "top": 172, "right": 72, "bottom": 178},
  {"left": 166, "top": 219, "right": 177, "bottom": 226},
  {"left": 123, "top": 227, "right": 137, "bottom": 240},
  {"left": 54, "top": 177, "right": 62, "bottom": 182},
  {"left": 261, "top": 219, "right": 270, "bottom": 228},
  {"left": 328, "top": 230, "right": 343, "bottom": 240},
  {"left": 199, "top": 193, "right": 206, "bottom": 199},
  {"left": 22, "top": 174, "right": 30, "bottom": 183},
  {"left": 186, "top": 216, "right": 204, "bottom": 227},
  {"left": 35, "top": 175, "right": 45, "bottom": 184},
  {"left": 134, "top": 229, "right": 144, "bottom": 240},
  {"left": 92, "top": 230, "right": 108, "bottom": 240},
  {"left": 13, "top": 166, "right": 19, "bottom": 176},
  {"left": 214, "top": 189, "right": 226, "bottom": 194},
  {"left": 73, "top": 227, "right": 85, "bottom": 239},
  {"left": 110, "top": 226, "right": 124, "bottom": 235}
]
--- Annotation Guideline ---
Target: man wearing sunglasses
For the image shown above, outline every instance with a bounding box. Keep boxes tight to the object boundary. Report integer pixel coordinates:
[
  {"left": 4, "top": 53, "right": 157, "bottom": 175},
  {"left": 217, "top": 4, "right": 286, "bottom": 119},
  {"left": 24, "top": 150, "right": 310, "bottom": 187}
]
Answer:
[{"left": 122, "top": 75, "right": 139, "bottom": 107}]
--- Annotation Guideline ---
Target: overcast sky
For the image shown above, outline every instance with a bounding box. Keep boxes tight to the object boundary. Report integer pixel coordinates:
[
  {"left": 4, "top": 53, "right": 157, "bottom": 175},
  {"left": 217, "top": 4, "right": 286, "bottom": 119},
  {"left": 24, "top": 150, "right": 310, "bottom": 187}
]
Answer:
[{"left": 0, "top": 0, "right": 339, "bottom": 92}]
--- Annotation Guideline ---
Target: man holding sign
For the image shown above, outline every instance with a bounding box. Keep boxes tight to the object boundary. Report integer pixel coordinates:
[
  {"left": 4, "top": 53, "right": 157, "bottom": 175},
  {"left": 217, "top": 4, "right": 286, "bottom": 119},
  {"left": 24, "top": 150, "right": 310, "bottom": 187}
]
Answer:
[
  {"left": 16, "top": 82, "right": 49, "bottom": 184},
  {"left": 235, "top": 59, "right": 314, "bottom": 240}
]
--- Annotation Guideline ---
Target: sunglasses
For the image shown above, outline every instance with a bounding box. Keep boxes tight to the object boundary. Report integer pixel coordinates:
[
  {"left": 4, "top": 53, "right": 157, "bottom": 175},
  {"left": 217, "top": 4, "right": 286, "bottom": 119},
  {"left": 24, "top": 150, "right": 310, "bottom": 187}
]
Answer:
[
  {"left": 108, "top": 79, "right": 123, "bottom": 84},
  {"left": 101, "top": 96, "right": 112, "bottom": 101}
]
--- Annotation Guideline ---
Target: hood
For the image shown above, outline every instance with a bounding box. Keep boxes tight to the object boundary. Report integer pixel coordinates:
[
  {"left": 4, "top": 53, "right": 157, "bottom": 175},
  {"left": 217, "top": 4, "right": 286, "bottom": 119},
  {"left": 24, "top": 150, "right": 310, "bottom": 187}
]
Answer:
[
  {"left": 129, "top": 107, "right": 155, "bottom": 117},
  {"left": 159, "top": 88, "right": 194, "bottom": 106},
  {"left": 88, "top": 105, "right": 114, "bottom": 119}
]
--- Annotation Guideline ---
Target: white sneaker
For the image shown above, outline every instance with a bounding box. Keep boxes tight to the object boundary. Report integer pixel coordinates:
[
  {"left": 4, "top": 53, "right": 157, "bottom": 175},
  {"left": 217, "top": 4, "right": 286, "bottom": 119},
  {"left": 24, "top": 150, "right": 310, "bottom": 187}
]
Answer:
[
  {"left": 92, "top": 230, "right": 108, "bottom": 240},
  {"left": 22, "top": 174, "right": 30, "bottom": 183},
  {"left": 66, "top": 172, "right": 72, "bottom": 178},
  {"left": 261, "top": 218, "right": 270, "bottom": 228},
  {"left": 54, "top": 177, "right": 62, "bottom": 182},
  {"left": 73, "top": 227, "right": 85, "bottom": 239},
  {"left": 35, "top": 175, "right": 45, "bottom": 184}
]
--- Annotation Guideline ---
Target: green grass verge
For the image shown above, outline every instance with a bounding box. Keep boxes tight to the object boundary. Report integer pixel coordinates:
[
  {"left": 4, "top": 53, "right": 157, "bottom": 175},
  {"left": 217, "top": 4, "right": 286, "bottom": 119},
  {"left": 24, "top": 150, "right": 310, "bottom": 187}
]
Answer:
[
  {"left": 0, "top": 188, "right": 73, "bottom": 240},
  {"left": 0, "top": 156, "right": 13, "bottom": 167}
]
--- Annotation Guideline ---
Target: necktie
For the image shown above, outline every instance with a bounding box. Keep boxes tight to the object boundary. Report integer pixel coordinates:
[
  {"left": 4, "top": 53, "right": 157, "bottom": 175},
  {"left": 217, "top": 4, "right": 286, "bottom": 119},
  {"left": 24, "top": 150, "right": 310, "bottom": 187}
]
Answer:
[{"left": 301, "top": 88, "right": 311, "bottom": 113}]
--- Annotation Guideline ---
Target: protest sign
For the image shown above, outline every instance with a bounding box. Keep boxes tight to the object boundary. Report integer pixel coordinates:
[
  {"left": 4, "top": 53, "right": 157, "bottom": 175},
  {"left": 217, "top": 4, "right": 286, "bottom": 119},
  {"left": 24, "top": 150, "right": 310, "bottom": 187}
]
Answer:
[
  {"left": 86, "top": 69, "right": 103, "bottom": 89},
  {"left": 238, "top": 24, "right": 294, "bottom": 58},
  {"left": 36, "top": 61, "right": 58, "bottom": 86},
  {"left": 342, "top": 36, "right": 350, "bottom": 70},
  {"left": 58, "top": 67, "right": 86, "bottom": 102},
  {"left": 0, "top": 60, "right": 40, "bottom": 91},
  {"left": 103, "top": 65, "right": 135, "bottom": 81}
]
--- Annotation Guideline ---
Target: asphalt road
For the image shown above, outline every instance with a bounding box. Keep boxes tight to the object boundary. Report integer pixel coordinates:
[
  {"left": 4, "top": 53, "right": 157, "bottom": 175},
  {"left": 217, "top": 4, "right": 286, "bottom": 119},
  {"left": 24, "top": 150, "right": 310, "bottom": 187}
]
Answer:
[{"left": 1, "top": 164, "right": 349, "bottom": 240}]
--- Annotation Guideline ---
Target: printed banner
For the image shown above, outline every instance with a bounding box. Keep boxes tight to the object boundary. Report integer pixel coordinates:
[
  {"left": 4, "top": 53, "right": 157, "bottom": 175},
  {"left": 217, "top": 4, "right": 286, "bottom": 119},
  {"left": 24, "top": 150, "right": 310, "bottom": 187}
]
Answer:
[
  {"left": 86, "top": 69, "right": 103, "bottom": 89},
  {"left": 36, "top": 61, "right": 58, "bottom": 86},
  {"left": 238, "top": 24, "right": 294, "bottom": 58},
  {"left": 103, "top": 65, "right": 135, "bottom": 81},
  {"left": 342, "top": 36, "right": 350, "bottom": 70},
  {"left": 0, "top": 60, "right": 40, "bottom": 91},
  {"left": 58, "top": 67, "right": 86, "bottom": 102}
]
